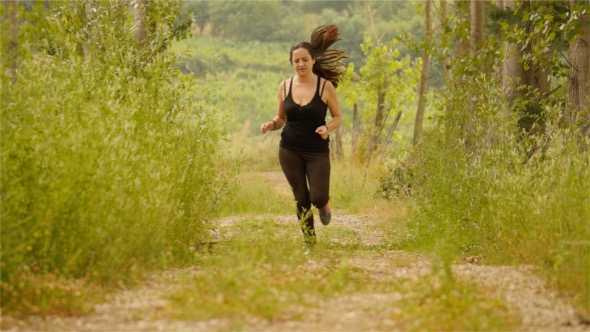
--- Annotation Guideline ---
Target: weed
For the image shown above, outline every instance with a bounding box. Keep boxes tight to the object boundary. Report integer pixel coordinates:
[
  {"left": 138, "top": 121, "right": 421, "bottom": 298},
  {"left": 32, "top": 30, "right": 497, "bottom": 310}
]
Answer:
[
  {"left": 395, "top": 275, "right": 520, "bottom": 331},
  {"left": 165, "top": 218, "right": 368, "bottom": 322},
  {"left": 0, "top": 265, "right": 101, "bottom": 318},
  {"left": 1, "top": 3, "right": 228, "bottom": 314},
  {"left": 389, "top": 117, "right": 590, "bottom": 315}
]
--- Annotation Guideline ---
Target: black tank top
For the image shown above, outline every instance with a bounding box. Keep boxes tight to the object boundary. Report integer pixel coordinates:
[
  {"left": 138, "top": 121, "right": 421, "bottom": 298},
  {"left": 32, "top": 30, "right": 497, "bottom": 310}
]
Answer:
[{"left": 280, "top": 76, "right": 329, "bottom": 153}]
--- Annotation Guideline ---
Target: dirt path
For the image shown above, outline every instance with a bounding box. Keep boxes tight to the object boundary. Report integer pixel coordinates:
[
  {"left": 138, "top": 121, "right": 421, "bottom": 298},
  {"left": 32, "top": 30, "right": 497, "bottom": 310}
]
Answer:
[
  {"left": 4, "top": 211, "right": 587, "bottom": 332},
  {"left": 3, "top": 171, "right": 587, "bottom": 331}
]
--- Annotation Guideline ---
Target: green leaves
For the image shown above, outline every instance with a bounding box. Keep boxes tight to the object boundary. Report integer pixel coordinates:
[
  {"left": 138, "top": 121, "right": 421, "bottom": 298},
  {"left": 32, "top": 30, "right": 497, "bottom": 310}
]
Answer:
[
  {"left": 502, "top": 0, "right": 581, "bottom": 77},
  {"left": 1, "top": 0, "right": 227, "bottom": 314},
  {"left": 339, "top": 35, "right": 420, "bottom": 155}
]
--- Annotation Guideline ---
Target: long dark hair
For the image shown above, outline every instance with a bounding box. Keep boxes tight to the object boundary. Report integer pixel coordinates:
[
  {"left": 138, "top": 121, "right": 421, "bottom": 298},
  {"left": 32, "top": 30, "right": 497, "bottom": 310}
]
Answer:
[{"left": 289, "top": 25, "right": 347, "bottom": 88}]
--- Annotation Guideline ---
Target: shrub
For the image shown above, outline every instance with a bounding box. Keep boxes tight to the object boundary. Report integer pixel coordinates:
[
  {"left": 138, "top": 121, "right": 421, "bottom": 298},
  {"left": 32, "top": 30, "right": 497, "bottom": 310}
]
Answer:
[
  {"left": 391, "top": 118, "right": 590, "bottom": 314},
  {"left": 1, "top": 2, "right": 227, "bottom": 314}
]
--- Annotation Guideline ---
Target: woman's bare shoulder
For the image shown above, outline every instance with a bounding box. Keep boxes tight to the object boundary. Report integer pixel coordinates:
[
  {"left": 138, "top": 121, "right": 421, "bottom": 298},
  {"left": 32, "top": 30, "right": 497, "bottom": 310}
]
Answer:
[
  {"left": 321, "top": 78, "right": 336, "bottom": 96},
  {"left": 279, "top": 78, "right": 292, "bottom": 97}
]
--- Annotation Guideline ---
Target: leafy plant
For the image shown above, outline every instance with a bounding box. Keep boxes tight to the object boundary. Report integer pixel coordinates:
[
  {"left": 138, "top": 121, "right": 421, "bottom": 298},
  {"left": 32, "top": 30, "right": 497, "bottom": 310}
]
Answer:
[
  {"left": 166, "top": 218, "right": 367, "bottom": 321},
  {"left": 1, "top": 1, "right": 228, "bottom": 314}
]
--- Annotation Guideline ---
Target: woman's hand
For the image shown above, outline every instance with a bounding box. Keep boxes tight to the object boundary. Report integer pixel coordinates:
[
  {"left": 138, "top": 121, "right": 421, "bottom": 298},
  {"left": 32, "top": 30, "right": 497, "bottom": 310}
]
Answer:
[
  {"left": 260, "top": 121, "right": 275, "bottom": 134},
  {"left": 315, "top": 125, "right": 329, "bottom": 140}
]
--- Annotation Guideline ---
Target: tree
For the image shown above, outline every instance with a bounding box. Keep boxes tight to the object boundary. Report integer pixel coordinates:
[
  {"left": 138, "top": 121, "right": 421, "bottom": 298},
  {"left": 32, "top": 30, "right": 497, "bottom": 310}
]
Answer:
[
  {"left": 445, "top": 0, "right": 471, "bottom": 138},
  {"left": 339, "top": 36, "right": 420, "bottom": 162},
  {"left": 508, "top": 1, "right": 562, "bottom": 151},
  {"left": 500, "top": 0, "right": 524, "bottom": 107},
  {"left": 470, "top": 0, "right": 486, "bottom": 71},
  {"left": 492, "top": 1, "right": 571, "bottom": 154},
  {"left": 413, "top": 0, "right": 431, "bottom": 147},
  {"left": 367, "top": 3, "right": 386, "bottom": 138},
  {"left": 207, "top": 1, "right": 283, "bottom": 42},
  {"left": 565, "top": 0, "right": 590, "bottom": 138},
  {"left": 182, "top": 0, "right": 210, "bottom": 35},
  {"left": 465, "top": 0, "right": 486, "bottom": 141},
  {"left": 439, "top": 0, "right": 452, "bottom": 85}
]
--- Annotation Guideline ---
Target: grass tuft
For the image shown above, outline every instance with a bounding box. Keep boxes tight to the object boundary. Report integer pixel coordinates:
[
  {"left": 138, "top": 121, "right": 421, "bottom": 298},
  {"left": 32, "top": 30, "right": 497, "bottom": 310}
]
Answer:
[
  {"left": 166, "top": 218, "right": 367, "bottom": 321},
  {"left": 395, "top": 275, "right": 520, "bottom": 331}
]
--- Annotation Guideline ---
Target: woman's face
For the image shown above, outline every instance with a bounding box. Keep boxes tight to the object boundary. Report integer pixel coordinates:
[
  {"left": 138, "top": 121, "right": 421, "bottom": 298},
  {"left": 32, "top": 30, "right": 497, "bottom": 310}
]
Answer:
[{"left": 292, "top": 47, "right": 315, "bottom": 76}]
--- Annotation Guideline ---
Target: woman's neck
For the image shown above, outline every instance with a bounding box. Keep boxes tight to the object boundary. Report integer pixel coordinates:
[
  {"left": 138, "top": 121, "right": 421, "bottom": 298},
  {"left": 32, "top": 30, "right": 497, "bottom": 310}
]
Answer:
[{"left": 295, "top": 73, "right": 316, "bottom": 85}]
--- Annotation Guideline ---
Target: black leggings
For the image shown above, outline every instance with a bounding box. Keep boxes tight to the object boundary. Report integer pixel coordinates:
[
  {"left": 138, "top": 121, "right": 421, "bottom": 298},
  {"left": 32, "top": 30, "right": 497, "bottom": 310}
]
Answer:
[{"left": 279, "top": 146, "right": 330, "bottom": 244}]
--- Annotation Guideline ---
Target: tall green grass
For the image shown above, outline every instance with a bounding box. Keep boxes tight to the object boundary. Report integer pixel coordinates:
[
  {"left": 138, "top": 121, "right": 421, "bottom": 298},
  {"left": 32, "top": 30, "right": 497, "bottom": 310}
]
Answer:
[
  {"left": 1, "top": 3, "right": 227, "bottom": 315},
  {"left": 166, "top": 218, "right": 367, "bottom": 322},
  {"left": 331, "top": 158, "right": 392, "bottom": 214},
  {"left": 396, "top": 275, "right": 519, "bottom": 331},
  {"left": 219, "top": 170, "right": 293, "bottom": 217},
  {"left": 391, "top": 116, "right": 590, "bottom": 314},
  {"left": 168, "top": 168, "right": 518, "bottom": 330},
  {"left": 485, "top": 145, "right": 590, "bottom": 312}
]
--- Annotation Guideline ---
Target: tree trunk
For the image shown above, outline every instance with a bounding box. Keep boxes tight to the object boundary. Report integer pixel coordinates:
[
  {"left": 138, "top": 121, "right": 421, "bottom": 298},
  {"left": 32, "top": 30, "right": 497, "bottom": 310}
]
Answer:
[
  {"left": 501, "top": 0, "right": 524, "bottom": 104},
  {"left": 465, "top": 0, "right": 485, "bottom": 143},
  {"left": 451, "top": 1, "right": 472, "bottom": 140},
  {"left": 440, "top": 0, "right": 456, "bottom": 141},
  {"left": 135, "top": 0, "right": 148, "bottom": 46},
  {"left": 352, "top": 103, "right": 359, "bottom": 153},
  {"left": 565, "top": 0, "right": 590, "bottom": 138},
  {"left": 372, "top": 87, "right": 386, "bottom": 148},
  {"left": 384, "top": 111, "right": 403, "bottom": 149},
  {"left": 330, "top": 126, "right": 344, "bottom": 161},
  {"left": 440, "top": 0, "right": 452, "bottom": 84},
  {"left": 517, "top": 2, "right": 550, "bottom": 140},
  {"left": 3, "top": 0, "right": 19, "bottom": 84},
  {"left": 374, "top": 88, "right": 385, "bottom": 130},
  {"left": 524, "top": 63, "right": 550, "bottom": 96},
  {"left": 413, "top": 0, "right": 431, "bottom": 147},
  {"left": 470, "top": 0, "right": 485, "bottom": 71}
]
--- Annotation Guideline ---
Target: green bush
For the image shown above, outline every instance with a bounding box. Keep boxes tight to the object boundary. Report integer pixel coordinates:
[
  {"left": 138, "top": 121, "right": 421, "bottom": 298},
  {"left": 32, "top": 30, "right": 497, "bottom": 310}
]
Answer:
[
  {"left": 1, "top": 2, "right": 226, "bottom": 314},
  {"left": 393, "top": 121, "right": 590, "bottom": 314},
  {"left": 377, "top": 160, "right": 415, "bottom": 199},
  {"left": 485, "top": 145, "right": 590, "bottom": 311}
]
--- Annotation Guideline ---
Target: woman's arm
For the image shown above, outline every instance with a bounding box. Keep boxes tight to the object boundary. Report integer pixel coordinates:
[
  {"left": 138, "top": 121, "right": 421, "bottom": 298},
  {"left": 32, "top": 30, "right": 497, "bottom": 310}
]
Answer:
[
  {"left": 315, "top": 80, "right": 342, "bottom": 139},
  {"left": 261, "top": 81, "right": 287, "bottom": 134}
]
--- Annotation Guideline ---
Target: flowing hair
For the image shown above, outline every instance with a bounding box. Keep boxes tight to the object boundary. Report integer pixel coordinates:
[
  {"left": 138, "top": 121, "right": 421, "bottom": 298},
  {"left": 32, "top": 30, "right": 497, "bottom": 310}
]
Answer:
[{"left": 289, "top": 25, "right": 347, "bottom": 88}]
